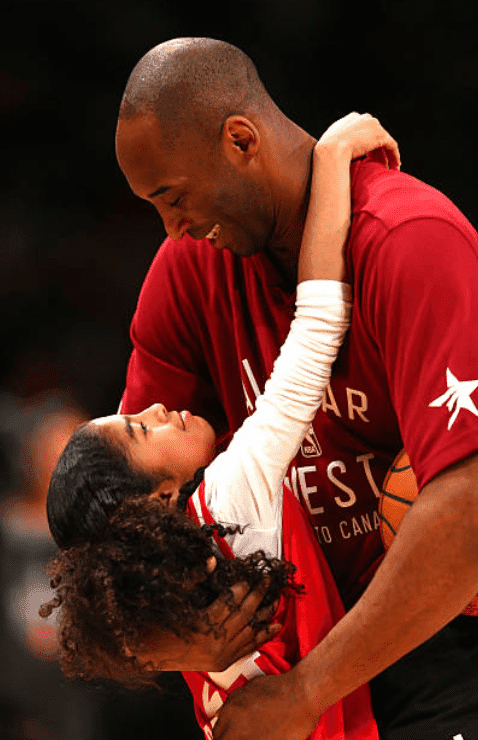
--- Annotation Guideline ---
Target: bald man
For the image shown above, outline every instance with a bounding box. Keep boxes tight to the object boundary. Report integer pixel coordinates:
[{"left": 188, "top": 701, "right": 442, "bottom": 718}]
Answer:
[{"left": 116, "top": 39, "right": 478, "bottom": 740}]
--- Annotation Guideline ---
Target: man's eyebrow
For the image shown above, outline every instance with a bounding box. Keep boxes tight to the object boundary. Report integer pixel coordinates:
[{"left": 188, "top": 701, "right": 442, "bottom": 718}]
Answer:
[
  {"left": 124, "top": 416, "right": 135, "bottom": 439},
  {"left": 147, "top": 185, "right": 171, "bottom": 199}
]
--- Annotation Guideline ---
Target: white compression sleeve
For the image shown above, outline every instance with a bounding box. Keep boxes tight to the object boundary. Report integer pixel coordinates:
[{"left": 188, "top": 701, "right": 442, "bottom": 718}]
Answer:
[{"left": 197, "top": 280, "right": 352, "bottom": 558}]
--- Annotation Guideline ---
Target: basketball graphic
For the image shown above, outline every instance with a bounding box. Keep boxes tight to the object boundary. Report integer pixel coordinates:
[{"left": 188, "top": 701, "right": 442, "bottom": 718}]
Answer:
[
  {"left": 379, "top": 449, "right": 478, "bottom": 616},
  {"left": 379, "top": 449, "right": 416, "bottom": 550}
]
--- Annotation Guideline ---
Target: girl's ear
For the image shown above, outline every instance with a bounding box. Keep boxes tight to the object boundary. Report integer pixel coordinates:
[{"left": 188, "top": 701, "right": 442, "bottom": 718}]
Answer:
[{"left": 149, "top": 483, "right": 181, "bottom": 508}]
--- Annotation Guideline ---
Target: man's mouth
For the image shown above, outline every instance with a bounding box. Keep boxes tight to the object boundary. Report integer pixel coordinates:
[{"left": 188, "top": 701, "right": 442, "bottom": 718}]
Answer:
[{"left": 205, "top": 223, "right": 221, "bottom": 245}]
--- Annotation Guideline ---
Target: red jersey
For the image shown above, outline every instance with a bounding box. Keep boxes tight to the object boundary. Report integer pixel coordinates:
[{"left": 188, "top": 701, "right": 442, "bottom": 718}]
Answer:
[
  {"left": 183, "top": 481, "right": 378, "bottom": 740},
  {"left": 121, "top": 156, "right": 478, "bottom": 607}
]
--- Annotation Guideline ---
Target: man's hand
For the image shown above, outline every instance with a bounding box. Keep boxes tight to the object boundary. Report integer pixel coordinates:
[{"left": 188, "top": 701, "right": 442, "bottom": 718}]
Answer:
[
  {"left": 142, "top": 580, "right": 281, "bottom": 672},
  {"left": 213, "top": 670, "right": 318, "bottom": 740},
  {"left": 193, "top": 580, "right": 281, "bottom": 672}
]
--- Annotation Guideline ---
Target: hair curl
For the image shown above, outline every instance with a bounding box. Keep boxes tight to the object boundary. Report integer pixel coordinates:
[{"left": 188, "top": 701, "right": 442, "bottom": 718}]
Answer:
[{"left": 41, "top": 495, "right": 303, "bottom": 690}]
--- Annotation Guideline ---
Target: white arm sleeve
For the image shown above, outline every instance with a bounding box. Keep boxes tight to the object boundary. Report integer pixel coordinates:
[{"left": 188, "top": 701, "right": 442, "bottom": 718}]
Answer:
[{"left": 193, "top": 280, "right": 352, "bottom": 559}]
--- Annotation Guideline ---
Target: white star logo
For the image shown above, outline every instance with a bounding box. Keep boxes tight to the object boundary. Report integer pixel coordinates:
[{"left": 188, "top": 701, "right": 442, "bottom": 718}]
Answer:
[{"left": 429, "top": 368, "right": 478, "bottom": 430}]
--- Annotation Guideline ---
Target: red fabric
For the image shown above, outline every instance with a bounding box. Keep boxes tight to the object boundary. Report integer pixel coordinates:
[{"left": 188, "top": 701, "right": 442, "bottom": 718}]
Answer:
[
  {"left": 121, "top": 156, "right": 478, "bottom": 608},
  {"left": 183, "top": 482, "right": 379, "bottom": 740}
]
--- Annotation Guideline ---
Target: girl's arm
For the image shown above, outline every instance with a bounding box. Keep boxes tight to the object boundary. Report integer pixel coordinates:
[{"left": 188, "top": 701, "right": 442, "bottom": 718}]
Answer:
[
  {"left": 299, "top": 112, "right": 400, "bottom": 283},
  {"left": 202, "top": 115, "right": 400, "bottom": 555}
]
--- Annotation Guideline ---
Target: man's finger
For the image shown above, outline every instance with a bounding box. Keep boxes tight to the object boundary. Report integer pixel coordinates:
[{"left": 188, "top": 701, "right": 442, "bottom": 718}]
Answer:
[
  {"left": 204, "top": 581, "right": 252, "bottom": 623},
  {"left": 201, "top": 579, "right": 276, "bottom": 640},
  {"left": 223, "top": 582, "right": 273, "bottom": 630},
  {"left": 228, "top": 622, "right": 283, "bottom": 663},
  {"left": 253, "top": 597, "right": 280, "bottom": 625}
]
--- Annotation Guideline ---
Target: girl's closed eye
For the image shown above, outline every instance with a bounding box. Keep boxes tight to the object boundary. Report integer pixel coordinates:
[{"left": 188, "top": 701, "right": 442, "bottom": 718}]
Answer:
[{"left": 140, "top": 422, "right": 148, "bottom": 436}]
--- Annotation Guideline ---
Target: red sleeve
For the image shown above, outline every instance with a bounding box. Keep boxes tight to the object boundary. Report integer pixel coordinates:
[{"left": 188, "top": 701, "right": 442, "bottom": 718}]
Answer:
[
  {"left": 120, "top": 236, "right": 228, "bottom": 434},
  {"left": 364, "top": 217, "right": 478, "bottom": 489}
]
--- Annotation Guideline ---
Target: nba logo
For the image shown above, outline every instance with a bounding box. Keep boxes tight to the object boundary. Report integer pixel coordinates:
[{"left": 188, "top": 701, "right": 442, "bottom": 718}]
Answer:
[{"left": 301, "top": 426, "right": 322, "bottom": 458}]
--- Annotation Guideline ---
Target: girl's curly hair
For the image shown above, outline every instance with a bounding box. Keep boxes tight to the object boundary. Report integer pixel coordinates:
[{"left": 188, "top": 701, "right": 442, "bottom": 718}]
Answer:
[
  {"left": 41, "top": 494, "right": 303, "bottom": 690},
  {"left": 42, "top": 421, "right": 304, "bottom": 690}
]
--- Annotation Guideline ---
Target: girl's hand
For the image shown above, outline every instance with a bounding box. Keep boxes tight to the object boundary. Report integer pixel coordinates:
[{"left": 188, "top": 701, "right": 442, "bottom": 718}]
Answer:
[{"left": 316, "top": 111, "right": 400, "bottom": 170}]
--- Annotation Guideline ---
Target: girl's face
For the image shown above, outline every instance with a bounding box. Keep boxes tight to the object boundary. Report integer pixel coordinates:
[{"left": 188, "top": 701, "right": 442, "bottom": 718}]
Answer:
[{"left": 91, "top": 403, "right": 216, "bottom": 504}]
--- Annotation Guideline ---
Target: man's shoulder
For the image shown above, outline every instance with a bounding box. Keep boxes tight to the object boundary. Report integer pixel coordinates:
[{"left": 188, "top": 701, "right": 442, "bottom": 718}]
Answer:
[{"left": 352, "top": 158, "right": 475, "bottom": 239}]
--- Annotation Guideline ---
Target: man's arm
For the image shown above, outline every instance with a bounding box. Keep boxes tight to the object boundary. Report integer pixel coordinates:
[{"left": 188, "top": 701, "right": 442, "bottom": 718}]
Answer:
[
  {"left": 213, "top": 173, "right": 478, "bottom": 737},
  {"left": 297, "top": 451, "right": 478, "bottom": 712},
  {"left": 212, "top": 453, "right": 478, "bottom": 740}
]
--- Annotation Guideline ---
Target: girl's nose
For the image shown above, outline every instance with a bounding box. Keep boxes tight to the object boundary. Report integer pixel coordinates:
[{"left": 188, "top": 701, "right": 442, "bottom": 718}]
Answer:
[{"left": 151, "top": 403, "right": 169, "bottom": 422}]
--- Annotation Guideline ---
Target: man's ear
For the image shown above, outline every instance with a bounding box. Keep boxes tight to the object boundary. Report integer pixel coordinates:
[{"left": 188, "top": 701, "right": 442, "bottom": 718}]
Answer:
[{"left": 221, "top": 115, "right": 260, "bottom": 164}]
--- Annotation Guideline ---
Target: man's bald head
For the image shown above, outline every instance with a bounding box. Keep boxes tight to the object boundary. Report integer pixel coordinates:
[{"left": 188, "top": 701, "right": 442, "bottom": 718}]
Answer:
[{"left": 118, "top": 37, "right": 275, "bottom": 145}]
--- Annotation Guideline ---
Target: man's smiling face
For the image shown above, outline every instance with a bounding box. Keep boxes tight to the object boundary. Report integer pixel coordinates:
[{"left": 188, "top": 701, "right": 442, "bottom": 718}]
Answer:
[{"left": 115, "top": 111, "right": 274, "bottom": 256}]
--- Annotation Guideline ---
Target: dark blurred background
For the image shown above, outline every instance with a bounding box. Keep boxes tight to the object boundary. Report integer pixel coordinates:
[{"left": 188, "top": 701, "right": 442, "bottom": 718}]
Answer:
[{"left": 1, "top": 0, "right": 477, "bottom": 738}]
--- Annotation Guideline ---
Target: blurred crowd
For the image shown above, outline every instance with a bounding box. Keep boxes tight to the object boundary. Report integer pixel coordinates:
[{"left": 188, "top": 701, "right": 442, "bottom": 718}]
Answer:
[{"left": 2, "top": 0, "right": 478, "bottom": 737}]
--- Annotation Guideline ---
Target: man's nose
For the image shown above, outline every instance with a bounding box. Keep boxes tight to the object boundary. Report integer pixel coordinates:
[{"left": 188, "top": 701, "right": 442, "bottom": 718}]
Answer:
[{"left": 165, "top": 216, "right": 193, "bottom": 241}]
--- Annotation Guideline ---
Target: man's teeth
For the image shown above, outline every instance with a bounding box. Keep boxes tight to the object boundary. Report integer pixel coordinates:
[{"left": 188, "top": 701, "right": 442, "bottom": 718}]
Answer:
[{"left": 206, "top": 224, "right": 220, "bottom": 240}]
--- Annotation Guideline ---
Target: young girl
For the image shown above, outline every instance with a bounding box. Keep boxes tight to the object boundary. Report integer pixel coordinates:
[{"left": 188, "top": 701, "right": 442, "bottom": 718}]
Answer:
[{"left": 42, "top": 114, "right": 399, "bottom": 740}]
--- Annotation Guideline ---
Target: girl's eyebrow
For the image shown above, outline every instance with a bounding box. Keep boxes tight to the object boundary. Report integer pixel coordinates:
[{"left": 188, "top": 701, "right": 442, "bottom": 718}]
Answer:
[{"left": 124, "top": 416, "right": 135, "bottom": 439}]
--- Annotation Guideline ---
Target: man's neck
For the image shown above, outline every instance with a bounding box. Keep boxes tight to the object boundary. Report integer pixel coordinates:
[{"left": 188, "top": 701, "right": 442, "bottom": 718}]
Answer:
[{"left": 264, "top": 133, "right": 316, "bottom": 290}]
